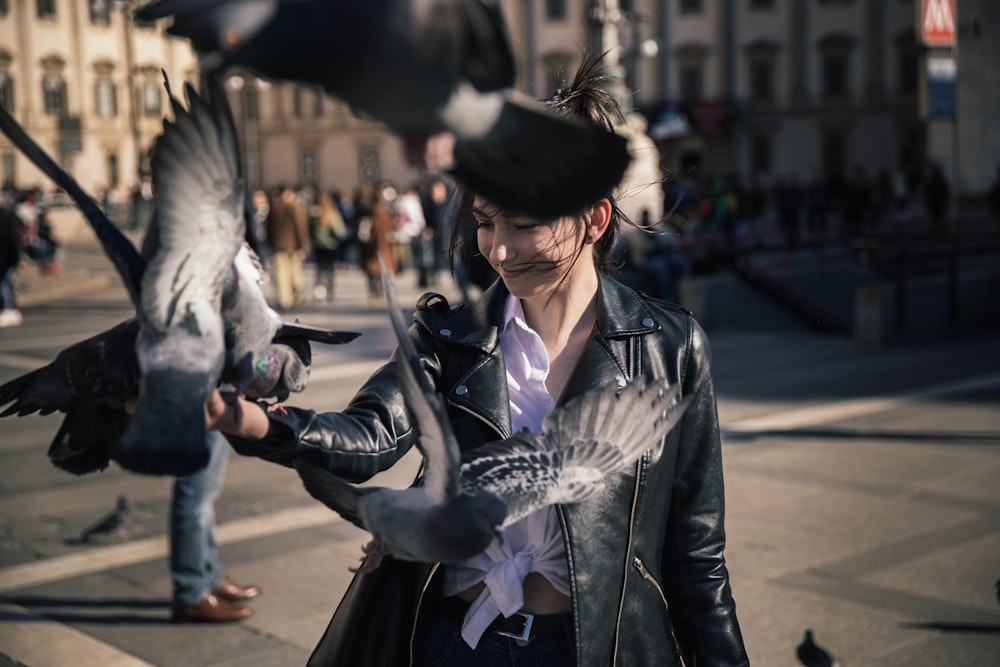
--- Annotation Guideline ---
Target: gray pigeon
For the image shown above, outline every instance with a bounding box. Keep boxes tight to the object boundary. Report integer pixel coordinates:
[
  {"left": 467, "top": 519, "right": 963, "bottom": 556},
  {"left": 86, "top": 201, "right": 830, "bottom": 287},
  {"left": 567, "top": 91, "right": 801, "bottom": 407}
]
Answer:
[
  {"left": 79, "top": 495, "right": 131, "bottom": 543},
  {"left": 134, "top": 0, "right": 632, "bottom": 219},
  {"left": 294, "top": 260, "right": 689, "bottom": 571},
  {"left": 0, "top": 93, "right": 359, "bottom": 476},
  {"left": 118, "top": 79, "right": 246, "bottom": 475}
]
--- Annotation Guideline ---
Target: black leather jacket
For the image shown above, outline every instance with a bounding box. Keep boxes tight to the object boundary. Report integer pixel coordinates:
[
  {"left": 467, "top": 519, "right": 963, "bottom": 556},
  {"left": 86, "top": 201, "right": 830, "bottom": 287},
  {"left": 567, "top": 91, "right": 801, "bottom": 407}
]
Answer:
[{"left": 233, "top": 275, "right": 748, "bottom": 666}]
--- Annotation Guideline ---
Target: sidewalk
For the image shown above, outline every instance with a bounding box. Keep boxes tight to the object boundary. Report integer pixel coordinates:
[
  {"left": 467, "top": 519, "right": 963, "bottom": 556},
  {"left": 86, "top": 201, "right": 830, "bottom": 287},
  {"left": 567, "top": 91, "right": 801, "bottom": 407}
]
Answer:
[{"left": 2, "top": 217, "right": 999, "bottom": 666}]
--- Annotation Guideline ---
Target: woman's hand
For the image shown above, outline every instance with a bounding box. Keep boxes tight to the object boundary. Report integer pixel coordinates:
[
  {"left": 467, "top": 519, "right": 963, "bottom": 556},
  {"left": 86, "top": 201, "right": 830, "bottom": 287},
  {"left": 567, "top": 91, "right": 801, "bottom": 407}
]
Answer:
[{"left": 204, "top": 389, "right": 271, "bottom": 441}]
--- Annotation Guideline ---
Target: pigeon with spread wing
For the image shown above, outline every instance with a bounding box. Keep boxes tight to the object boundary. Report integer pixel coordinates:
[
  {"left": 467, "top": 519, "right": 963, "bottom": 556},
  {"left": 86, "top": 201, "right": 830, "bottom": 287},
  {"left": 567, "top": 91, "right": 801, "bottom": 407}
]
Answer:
[
  {"left": 294, "top": 261, "right": 689, "bottom": 571},
  {"left": 134, "top": 0, "right": 631, "bottom": 220},
  {"left": 0, "top": 85, "right": 359, "bottom": 476}
]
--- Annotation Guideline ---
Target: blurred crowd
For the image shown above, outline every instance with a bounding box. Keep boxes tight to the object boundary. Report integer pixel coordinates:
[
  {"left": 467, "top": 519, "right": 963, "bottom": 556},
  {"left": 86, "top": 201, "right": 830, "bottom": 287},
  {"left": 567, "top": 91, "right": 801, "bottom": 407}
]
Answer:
[
  {"left": 3, "top": 160, "right": 999, "bottom": 330},
  {"left": 1, "top": 184, "right": 65, "bottom": 328}
]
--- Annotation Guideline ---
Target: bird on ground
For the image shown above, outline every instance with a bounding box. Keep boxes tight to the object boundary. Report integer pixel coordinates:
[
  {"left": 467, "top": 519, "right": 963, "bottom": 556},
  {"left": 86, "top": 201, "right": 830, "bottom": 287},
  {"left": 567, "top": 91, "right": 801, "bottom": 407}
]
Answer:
[
  {"left": 134, "top": 0, "right": 632, "bottom": 220},
  {"left": 796, "top": 629, "right": 838, "bottom": 667},
  {"left": 78, "top": 495, "right": 131, "bottom": 543},
  {"left": 0, "top": 85, "right": 359, "bottom": 476},
  {"left": 294, "top": 260, "right": 690, "bottom": 572}
]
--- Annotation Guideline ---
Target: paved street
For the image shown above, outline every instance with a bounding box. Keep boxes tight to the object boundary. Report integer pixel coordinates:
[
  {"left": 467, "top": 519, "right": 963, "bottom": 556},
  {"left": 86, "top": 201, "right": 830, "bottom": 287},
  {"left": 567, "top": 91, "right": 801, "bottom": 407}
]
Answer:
[{"left": 1, "top": 238, "right": 998, "bottom": 666}]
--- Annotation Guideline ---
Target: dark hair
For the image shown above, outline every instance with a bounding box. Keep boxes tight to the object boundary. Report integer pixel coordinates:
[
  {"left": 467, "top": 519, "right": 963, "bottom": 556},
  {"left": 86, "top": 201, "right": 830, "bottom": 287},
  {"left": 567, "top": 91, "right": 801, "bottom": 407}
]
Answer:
[{"left": 448, "top": 52, "right": 628, "bottom": 275}]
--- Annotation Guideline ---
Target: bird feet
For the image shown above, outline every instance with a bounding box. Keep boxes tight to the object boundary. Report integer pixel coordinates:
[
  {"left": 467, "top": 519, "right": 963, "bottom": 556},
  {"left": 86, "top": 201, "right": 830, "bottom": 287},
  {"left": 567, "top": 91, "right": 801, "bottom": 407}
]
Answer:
[
  {"left": 220, "top": 389, "right": 244, "bottom": 424},
  {"left": 348, "top": 537, "right": 386, "bottom": 574}
]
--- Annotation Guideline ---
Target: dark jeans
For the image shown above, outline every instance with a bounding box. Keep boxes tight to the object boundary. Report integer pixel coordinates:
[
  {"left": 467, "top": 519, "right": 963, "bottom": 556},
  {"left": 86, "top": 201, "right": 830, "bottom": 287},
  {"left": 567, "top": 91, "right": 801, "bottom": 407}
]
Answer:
[{"left": 414, "top": 612, "right": 576, "bottom": 667}]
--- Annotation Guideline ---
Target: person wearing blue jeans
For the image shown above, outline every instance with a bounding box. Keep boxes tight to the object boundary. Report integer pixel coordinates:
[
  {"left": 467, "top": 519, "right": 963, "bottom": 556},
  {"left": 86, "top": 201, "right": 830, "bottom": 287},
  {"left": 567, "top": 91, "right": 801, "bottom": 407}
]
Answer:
[{"left": 170, "top": 430, "right": 261, "bottom": 622}]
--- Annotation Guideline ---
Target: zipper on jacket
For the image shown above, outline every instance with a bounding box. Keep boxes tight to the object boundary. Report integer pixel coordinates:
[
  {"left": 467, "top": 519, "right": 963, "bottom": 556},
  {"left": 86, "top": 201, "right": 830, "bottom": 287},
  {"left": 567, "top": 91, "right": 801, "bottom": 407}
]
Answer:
[
  {"left": 633, "top": 557, "right": 668, "bottom": 609},
  {"left": 634, "top": 556, "right": 688, "bottom": 666},
  {"left": 611, "top": 462, "right": 643, "bottom": 665},
  {"left": 408, "top": 562, "right": 440, "bottom": 667}
]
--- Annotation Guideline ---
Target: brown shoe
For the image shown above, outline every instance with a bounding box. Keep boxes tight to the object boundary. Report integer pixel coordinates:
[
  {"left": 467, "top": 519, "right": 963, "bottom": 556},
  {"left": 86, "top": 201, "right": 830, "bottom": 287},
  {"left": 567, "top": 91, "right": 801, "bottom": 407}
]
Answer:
[
  {"left": 171, "top": 593, "right": 253, "bottom": 623},
  {"left": 212, "top": 574, "right": 262, "bottom": 602}
]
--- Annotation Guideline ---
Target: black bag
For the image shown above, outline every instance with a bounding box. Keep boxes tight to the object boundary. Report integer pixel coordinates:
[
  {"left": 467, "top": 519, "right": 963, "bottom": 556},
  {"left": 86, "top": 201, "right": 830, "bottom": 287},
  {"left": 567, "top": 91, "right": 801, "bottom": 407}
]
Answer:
[{"left": 307, "top": 557, "right": 433, "bottom": 667}]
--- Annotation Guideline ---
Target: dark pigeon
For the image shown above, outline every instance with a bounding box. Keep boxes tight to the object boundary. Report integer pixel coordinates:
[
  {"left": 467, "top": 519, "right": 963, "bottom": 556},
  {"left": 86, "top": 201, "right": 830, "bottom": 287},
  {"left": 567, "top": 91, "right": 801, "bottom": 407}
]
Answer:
[
  {"left": 134, "top": 0, "right": 632, "bottom": 219},
  {"left": 79, "top": 495, "right": 131, "bottom": 543},
  {"left": 796, "top": 629, "right": 838, "bottom": 667}
]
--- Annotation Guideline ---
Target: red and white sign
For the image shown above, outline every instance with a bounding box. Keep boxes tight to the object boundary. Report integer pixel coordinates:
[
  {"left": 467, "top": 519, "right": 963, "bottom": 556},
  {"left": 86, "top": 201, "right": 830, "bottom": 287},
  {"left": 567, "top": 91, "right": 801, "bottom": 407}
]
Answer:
[{"left": 922, "top": 0, "right": 956, "bottom": 46}]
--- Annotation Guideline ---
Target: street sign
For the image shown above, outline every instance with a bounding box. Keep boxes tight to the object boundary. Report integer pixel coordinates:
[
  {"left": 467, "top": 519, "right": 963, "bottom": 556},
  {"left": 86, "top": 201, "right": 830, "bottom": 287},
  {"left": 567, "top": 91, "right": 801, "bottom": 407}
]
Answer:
[
  {"left": 922, "top": 0, "right": 956, "bottom": 46},
  {"left": 925, "top": 56, "right": 957, "bottom": 119}
]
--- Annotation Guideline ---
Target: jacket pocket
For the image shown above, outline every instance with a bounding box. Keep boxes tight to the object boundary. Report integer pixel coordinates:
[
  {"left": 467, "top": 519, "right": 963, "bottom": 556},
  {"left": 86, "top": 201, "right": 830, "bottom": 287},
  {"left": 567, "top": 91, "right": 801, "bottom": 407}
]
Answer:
[{"left": 633, "top": 556, "right": 668, "bottom": 610}]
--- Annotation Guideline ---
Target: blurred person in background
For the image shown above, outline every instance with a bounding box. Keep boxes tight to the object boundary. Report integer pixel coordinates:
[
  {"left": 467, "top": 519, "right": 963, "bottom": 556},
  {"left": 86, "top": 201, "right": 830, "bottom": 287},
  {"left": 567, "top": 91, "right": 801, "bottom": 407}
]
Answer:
[
  {"left": 310, "top": 191, "right": 347, "bottom": 303},
  {"left": 0, "top": 201, "right": 23, "bottom": 328},
  {"left": 265, "top": 184, "right": 310, "bottom": 311}
]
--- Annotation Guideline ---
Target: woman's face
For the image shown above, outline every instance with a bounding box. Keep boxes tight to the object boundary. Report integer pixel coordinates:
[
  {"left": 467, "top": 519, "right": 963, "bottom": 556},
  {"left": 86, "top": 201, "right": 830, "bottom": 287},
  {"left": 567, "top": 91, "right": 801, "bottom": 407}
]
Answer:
[{"left": 473, "top": 197, "right": 588, "bottom": 300}]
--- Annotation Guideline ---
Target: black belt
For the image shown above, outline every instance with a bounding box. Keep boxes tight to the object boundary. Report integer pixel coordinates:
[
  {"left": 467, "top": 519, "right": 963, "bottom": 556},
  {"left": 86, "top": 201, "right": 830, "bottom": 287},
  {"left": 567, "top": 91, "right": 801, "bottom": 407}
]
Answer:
[{"left": 435, "top": 595, "right": 570, "bottom": 643}]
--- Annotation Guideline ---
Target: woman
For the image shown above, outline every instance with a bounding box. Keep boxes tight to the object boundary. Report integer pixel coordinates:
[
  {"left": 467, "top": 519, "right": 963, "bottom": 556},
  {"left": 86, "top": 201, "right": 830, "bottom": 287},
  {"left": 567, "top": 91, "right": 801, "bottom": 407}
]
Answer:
[
  {"left": 310, "top": 191, "right": 346, "bottom": 303},
  {"left": 209, "top": 56, "right": 748, "bottom": 666}
]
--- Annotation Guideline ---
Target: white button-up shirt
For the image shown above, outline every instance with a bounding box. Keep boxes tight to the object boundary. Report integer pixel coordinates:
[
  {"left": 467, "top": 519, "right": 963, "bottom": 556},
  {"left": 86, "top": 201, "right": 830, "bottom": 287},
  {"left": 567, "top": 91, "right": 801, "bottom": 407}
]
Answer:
[{"left": 442, "top": 296, "right": 570, "bottom": 648}]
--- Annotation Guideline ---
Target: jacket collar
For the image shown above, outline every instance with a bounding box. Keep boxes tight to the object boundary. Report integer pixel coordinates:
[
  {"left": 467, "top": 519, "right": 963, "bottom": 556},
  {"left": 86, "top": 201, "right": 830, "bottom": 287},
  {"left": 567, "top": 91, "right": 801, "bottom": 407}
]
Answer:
[{"left": 436, "top": 275, "right": 660, "bottom": 347}]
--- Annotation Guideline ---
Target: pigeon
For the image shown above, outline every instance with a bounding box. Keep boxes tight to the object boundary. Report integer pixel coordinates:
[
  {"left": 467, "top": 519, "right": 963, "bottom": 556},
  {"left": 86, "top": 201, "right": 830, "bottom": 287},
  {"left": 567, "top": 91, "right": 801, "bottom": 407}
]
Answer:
[
  {"left": 294, "top": 259, "right": 690, "bottom": 572},
  {"left": 79, "top": 495, "right": 131, "bottom": 543},
  {"left": 796, "top": 629, "right": 838, "bottom": 667},
  {"left": 0, "top": 319, "right": 141, "bottom": 475},
  {"left": 0, "top": 85, "right": 360, "bottom": 476},
  {"left": 134, "top": 0, "right": 632, "bottom": 220}
]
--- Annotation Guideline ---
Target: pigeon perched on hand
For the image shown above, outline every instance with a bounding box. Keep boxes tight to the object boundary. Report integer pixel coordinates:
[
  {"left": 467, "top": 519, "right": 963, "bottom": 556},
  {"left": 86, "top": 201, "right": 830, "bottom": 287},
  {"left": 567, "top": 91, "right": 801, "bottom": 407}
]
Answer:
[
  {"left": 135, "top": 0, "right": 632, "bottom": 220},
  {"left": 294, "top": 260, "right": 689, "bottom": 572},
  {"left": 0, "top": 85, "right": 359, "bottom": 476}
]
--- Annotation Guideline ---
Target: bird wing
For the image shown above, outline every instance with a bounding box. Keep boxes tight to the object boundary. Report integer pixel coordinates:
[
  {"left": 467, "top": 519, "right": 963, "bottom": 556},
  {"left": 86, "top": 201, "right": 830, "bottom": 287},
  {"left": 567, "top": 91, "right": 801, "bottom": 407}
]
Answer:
[
  {"left": 140, "top": 79, "right": 244, "bottom": 334},
  {"left": 0, "top": 104, "right": 145, "bottom": 306},
  {"left": 0, "top": 319, "right": 142, "bottom": 417},
  {"left": 411, "top": 0, "right": 515, "bottom": 92},
  {"left": 293, "top": 457, "right": 369, "bottom": 531},
  {"left": 380, "top": 258, "right": 461, "bottom": 502},
  {"left": 461, "top": 378, "right": 689, "bottom": 527}
]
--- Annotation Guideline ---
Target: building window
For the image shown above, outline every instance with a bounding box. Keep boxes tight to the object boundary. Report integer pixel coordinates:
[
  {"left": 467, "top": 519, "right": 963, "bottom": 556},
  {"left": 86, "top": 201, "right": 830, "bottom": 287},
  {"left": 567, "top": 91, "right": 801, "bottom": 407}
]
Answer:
[
  {"left": 818, "top": 0, "right": 854, "bottom": 5},
  {"left": 895, "top": 35, "right": 918, "bottom": 96},
  {"left": 0, "top": 0, "right": 9, "bottom": 17},
  {"left": 1, "top": 151, "right": 14, "bottom": 187},
  {"left": 43, "top": 73, "right": 67, "bottom": 116},
  {"left": 107, "top": 151, "right": 119, "bottom": 188},
  {"left": 90, "top": 0, "right": 110, "bottom": 25},
  {"left": 749, "top": 0, "right": 773, "bottom": 9},
  {"left": 679, "top": 63, "right": 702, "bottom": 102},
  {"left": 750, "top": 134, "right": 772, "bottom": 173},
  {"left": 545, "top": 0, "right": 566, "bottom": 20},
  {"left": 142, "top": 80, "right": 161, "bottom": 116},
  {"left": 749, "top": 59, "right": 773, "bottom": 102},
  {"left": 679, "top": 0, "right": 702, "bottom": 13},
  {"left": 241, "top": 84, "right": 258, "bottom": 121},
  {"left": 0, "top": 72, "right": 13, "bottom": 111},
  {"left": 36, "top": 0, "right": 56, "bottom": 19},
  {"left": 293, "top": 85, "right": 322, "bottom": 118},
  {"left": 95, "top": 78, "right": 117, "bottom": 117},
  {"left": 821, "top": 131, "right": 846, "bottom": 178},
  {"left": 821, "top": 53, "right": 848, "bottom": 99}
]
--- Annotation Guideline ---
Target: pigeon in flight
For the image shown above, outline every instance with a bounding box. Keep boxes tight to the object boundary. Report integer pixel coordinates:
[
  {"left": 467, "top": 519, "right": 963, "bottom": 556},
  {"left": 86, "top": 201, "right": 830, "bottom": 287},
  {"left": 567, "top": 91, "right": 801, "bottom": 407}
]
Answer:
[
  {"left": 134, "top": 0, "right": 632, "bottom": 220},
  {"left": 78, "top": 495, "right": 131, "bottom": 544},
  {"left": 117, "top": 79, "right": 246, "bottom": 475},
  {"left": 0, "top": 86, "right": 359, "bottom": 476},
  {"left": 294, "top": 260, "right": 689, "bottom": 571},
  {"left": 796, "top": 629, "right": 838, "bottom": 667}
]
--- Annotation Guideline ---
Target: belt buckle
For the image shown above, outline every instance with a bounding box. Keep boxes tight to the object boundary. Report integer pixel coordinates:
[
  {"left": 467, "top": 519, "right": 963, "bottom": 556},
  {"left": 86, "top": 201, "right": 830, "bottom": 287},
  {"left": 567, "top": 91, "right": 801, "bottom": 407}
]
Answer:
[{"left": 496, "top": 612, "right": 534, "bottom": 643}]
